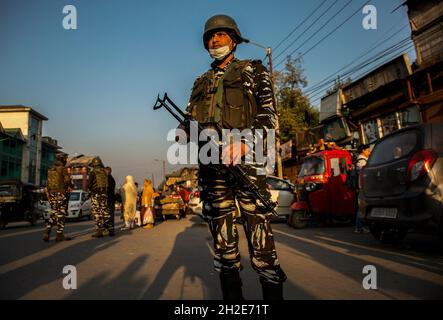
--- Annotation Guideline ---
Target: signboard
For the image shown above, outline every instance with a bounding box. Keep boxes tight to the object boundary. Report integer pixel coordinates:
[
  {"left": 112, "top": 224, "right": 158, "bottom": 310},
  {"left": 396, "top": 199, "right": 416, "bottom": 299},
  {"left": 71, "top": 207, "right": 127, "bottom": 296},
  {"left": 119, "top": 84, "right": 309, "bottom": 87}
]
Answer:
[
  {"left": 380, "top": 112, "right": 399, "bottom": 136},
  {"left": 280, "top": 140, "right": 293, "bottom": 161},
  {"left": 362, "top": 119, "right": 379, "bottom": 144}
]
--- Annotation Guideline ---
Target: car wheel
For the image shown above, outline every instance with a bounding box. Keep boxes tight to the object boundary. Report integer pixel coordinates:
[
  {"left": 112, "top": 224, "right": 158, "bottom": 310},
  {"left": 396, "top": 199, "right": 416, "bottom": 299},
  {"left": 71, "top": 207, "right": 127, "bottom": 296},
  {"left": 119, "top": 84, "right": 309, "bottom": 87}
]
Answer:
[
  {"left": 288, "top": 211, "right": 308, "bottom": 229},
  {"left": 87, "top": 212, "right": 92, "bottom": 220}
]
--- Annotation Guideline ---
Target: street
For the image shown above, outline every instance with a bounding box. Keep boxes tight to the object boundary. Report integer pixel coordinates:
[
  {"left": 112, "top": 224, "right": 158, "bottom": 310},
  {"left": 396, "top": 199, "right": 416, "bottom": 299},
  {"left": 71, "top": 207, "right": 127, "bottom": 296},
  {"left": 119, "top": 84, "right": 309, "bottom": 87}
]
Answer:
[{"left": 0, "top": 213, "right": 442, "bottom": 300}]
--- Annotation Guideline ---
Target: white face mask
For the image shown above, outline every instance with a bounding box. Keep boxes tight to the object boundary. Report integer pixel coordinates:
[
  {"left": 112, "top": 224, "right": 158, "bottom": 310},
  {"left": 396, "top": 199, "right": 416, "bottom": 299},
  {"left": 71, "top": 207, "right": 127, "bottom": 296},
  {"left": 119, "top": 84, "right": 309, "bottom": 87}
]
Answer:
[{"left": 208, "top": 42, "right": 233, "bottom": 61}]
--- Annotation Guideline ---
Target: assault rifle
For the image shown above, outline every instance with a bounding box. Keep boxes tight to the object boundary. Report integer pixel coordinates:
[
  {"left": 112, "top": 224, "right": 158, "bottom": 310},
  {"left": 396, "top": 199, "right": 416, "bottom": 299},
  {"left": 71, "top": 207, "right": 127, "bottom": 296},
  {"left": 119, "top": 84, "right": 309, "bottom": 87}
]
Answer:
[{"left": 153, "top": 93, "right": 278, "bottom": 216}]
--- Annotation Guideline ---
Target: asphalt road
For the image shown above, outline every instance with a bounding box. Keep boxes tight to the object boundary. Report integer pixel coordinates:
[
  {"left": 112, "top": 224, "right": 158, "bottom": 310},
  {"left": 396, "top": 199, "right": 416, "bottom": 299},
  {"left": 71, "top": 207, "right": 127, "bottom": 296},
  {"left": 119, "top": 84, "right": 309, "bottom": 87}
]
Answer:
[{"left": 0, "top": 214, "right": 442, "bottom": 300}]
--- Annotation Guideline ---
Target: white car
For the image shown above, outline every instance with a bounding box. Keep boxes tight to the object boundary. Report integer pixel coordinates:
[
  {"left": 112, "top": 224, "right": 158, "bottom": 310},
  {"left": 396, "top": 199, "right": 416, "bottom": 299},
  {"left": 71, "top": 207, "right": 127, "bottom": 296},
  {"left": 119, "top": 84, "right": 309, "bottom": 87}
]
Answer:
[
  {"left": 187, "top": 190, "right": 202, "bottom": 216},
  {"left": 186, "top": 176, "right": 295, "bottom": 221},
  {"left": 36, "top": 200, "right": 51, "bottom": 220},
  {"left": 67, "top": 190, "right": 92, "bottom": 220},
  {"left": 266, "top": 176, "right": 295, "bottom": 221}
]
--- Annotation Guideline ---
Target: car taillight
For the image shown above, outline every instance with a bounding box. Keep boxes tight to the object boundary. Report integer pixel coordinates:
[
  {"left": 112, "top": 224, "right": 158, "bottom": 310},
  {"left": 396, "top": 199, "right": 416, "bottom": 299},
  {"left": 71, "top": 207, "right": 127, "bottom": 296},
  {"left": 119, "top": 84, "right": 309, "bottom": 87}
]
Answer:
[
  {"left": 194, "top": 191, "right": 199, "bottom": 198},
  {"left": 406, "top": 150, "right": 437, "bottom": 183}
]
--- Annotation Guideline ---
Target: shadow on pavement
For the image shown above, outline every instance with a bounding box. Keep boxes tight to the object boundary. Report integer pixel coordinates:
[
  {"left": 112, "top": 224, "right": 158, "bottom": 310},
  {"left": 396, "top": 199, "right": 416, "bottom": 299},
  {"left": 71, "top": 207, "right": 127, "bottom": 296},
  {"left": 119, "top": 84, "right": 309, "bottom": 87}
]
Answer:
[{"left": 273, "top": 225, "right": 443, "bottom": 299}]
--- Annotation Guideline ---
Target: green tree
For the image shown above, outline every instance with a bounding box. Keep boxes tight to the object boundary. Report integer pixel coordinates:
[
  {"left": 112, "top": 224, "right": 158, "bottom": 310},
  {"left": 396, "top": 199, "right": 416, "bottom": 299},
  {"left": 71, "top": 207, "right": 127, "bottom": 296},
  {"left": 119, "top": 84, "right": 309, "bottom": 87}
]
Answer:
[{"left": 274, "top": 55, "right": 319, "bottom": 143}]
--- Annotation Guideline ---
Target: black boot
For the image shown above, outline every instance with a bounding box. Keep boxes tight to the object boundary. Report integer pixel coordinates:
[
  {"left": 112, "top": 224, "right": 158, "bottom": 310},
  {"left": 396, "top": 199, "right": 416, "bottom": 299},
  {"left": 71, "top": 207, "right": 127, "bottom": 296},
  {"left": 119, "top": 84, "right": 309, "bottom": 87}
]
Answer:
[
  {"left": 42, "top": 229, "right": 51, "bottom": 242},
  {"left": 261, "top": 281, "right": 284, "bottom": 300},
  {"left": 92, "top": 229, "right": 103, "bottom": 238},
  {"left": 219, "top": 270, "right": 244, "bottom": 300},
  {"left": 55, "top": 233, "right": 72, "bottom": 242}
]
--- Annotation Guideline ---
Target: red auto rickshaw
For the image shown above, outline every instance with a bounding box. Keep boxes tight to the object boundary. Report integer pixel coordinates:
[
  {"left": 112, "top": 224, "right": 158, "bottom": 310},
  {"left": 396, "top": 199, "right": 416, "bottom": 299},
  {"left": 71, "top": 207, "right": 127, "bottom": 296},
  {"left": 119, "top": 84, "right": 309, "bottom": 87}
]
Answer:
[{"left": 287, "top": 149, "right": 357, "bottom": 228}]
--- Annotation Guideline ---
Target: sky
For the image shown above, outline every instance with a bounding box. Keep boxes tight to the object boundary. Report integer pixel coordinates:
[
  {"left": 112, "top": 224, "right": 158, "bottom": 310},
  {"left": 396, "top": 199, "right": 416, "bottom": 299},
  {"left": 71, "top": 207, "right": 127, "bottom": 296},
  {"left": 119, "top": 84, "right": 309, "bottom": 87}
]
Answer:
[{"left": 0, "top": 0, "right": 413, "bottom": 187}]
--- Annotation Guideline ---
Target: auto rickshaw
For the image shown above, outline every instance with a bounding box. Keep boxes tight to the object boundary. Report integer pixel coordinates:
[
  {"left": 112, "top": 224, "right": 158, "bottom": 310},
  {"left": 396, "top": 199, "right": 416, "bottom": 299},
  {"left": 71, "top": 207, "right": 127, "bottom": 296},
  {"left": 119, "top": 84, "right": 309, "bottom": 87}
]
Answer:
[
  {"left": 0, "top": 180, "right": 40, "bottom": 228},
  {"left": 287, "top": 149, "right": 357, "bottom": 228}
]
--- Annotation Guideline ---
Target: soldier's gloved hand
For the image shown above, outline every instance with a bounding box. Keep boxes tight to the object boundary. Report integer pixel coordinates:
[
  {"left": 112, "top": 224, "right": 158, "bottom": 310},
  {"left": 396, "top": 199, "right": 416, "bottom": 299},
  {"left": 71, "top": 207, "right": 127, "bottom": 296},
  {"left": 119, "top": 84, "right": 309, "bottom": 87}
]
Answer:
[{"left": 222, "top": 141, "right": 250, "bottom": 167}]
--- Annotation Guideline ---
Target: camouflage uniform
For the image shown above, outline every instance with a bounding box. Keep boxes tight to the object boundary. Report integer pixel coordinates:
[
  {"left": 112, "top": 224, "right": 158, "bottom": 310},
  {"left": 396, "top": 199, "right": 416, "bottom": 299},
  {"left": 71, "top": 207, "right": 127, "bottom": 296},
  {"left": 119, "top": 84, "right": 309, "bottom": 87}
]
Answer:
[
  {"left": 186, "top": 28, "right": 287, "bottom": 298},
  {"left": 87, "top": 158, "right": 110, "bottom": 237},
  {"left": 44, "top": 156, "right": 72, "bottom": 241},
  {"left": 46, "top": 193, "right": 68, "bottom": 235}
]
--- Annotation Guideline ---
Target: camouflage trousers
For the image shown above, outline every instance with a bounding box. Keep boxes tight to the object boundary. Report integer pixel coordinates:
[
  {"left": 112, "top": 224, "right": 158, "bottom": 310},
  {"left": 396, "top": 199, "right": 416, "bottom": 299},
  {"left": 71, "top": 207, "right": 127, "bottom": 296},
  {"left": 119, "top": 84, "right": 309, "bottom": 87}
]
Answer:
[
  {"left": 199, "top": 164, "right": 287, "bottom": 285},
  {"left": 91, "top": 193, "right": 110, "bottom": 231},
  {"left": 46, "top": 192, "right": 68, "bottom": 234}
]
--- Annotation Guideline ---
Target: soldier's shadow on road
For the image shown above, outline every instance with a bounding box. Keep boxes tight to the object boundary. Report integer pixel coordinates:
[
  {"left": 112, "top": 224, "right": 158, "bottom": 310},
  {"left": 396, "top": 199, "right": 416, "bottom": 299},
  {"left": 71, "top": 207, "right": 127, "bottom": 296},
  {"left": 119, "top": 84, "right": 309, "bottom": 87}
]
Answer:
[
  {"left": 133, "top": 214, "right": 310, "bottom": 300},
  {"left": 0, "top": 230, "right": 130, "bottom": 299},
  {"left": 274, "top": 226, "right": 443, "bottom": 299},
  {"left": 0, "top": 220, "right": 123, "bottom": 268}
]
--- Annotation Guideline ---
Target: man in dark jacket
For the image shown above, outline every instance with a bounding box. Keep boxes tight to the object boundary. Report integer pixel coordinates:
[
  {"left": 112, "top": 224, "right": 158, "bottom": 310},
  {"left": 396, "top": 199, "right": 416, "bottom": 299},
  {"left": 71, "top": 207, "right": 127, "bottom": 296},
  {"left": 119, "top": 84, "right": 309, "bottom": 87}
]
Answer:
[{"left": 105, "top": 166, "right": 116, "bottom": 236}]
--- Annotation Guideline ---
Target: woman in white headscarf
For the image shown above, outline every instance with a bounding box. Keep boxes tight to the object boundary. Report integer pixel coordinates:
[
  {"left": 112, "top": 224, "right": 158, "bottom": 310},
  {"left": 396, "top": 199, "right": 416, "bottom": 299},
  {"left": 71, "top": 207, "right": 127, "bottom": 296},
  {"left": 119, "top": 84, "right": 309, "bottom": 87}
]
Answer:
[{"left": 120, "top": 175, "right": 138, "bottom": 230}]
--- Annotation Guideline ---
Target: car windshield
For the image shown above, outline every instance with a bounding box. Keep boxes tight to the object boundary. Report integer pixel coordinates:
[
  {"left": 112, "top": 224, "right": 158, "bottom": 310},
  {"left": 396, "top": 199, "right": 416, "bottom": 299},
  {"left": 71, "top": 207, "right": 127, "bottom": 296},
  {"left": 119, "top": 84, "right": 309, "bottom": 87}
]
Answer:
[
  {"left": 298, "top": 157, "right": 325, "bottom": 177},
  {"left": 69, "top": 192, "right": 81, "bottom": 201},
  {"left": 369, "top": 131, "right": 419, "bottom": 166},
  {"left": 0, "top": 185, "right": 19, "bottom": 197}
]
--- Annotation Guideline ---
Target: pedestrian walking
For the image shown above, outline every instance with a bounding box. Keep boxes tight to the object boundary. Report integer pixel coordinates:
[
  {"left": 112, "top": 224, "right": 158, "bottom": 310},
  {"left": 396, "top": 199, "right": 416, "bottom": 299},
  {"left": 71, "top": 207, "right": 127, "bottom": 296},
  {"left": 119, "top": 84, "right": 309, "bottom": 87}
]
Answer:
[
  {"left": 141, "top": 179, "right": 155, "bottom": 229},
  {"left": 105, "top": 166, "right": 116, "bottom": 236},
  {"left": 121, "top": 175, "right": 138, "bottom": 230},
  {"left": 354, "top": 144, "right": 371, "bottom": 234}
]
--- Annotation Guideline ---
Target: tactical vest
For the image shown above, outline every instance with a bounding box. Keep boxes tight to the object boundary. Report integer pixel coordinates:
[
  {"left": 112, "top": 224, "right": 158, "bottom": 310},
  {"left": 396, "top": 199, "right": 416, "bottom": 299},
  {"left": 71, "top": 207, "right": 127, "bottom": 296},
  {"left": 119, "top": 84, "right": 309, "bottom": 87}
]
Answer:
[
  {"left": 47, "top": 165, "right": 66, "bottom": 193},
  {"left": 189, "top": 59, "right": 258, "bottom": 130},
  {"left": 93, "top": 167, "right": 108, "bottom": 191}
]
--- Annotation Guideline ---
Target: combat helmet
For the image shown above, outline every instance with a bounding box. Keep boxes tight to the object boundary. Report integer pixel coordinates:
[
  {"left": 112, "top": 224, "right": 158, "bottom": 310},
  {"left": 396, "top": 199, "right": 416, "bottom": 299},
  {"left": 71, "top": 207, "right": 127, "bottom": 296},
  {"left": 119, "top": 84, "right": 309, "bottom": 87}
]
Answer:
[
  {"left": 203, "top": 14, "right": 244, "bottom": 49},
  {"left": 91, "top": 157, "right": 104, "bottom": 167}
]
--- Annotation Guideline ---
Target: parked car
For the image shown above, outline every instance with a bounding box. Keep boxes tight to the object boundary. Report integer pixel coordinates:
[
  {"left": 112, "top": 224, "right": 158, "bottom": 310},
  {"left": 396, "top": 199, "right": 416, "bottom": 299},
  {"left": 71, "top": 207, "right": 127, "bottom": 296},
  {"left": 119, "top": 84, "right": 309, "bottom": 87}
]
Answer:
[
  {"left": 188, "top": 189, "right": 202, "bottom": 216},
  {"left": 0, "top": 180, "right": 39, "bottom": 228},
  {"left": 36, "top": 200, "right": 51, "bottom": 219},
  {"left": 359, "top": 123, "right": 443, "bottom": 243},
  {"left": 186, "top": 176, "right": 294, "bottom": 221},
  {"left": 288, "top": 149, "right": 357, "bottom": 228},
  {"left": 266, "top": 176, "right": 296, "bottom": 221},
  {"left": 66, "top": 190, "right": 92, "bottom": 220}
]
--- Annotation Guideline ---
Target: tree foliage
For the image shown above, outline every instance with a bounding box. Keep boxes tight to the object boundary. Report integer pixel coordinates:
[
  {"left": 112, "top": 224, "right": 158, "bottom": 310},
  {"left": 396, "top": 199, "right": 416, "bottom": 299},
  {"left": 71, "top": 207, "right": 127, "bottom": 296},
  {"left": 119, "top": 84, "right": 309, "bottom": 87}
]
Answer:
[{"left": 274, "top": 55, "right": 319, "bottom": 143}]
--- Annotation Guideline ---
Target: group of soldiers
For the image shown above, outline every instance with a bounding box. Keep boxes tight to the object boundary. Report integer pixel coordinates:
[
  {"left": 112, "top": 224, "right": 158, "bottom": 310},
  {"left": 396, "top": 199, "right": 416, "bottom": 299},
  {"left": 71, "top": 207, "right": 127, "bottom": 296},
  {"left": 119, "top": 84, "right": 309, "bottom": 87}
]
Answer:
[{"left": 43, "top": 154, "right": 115, "bottom": 242}]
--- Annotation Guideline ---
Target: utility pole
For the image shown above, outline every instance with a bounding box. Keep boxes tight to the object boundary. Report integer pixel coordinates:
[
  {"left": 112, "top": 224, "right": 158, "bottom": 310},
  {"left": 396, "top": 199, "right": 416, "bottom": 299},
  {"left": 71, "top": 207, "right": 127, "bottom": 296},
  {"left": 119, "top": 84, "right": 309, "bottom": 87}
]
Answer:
[
  {"left": 154, "top": 159, "right": 166, "bottom": 190},
  {"left": 266, "top": 46, "right": 283, "bottom": 179}
]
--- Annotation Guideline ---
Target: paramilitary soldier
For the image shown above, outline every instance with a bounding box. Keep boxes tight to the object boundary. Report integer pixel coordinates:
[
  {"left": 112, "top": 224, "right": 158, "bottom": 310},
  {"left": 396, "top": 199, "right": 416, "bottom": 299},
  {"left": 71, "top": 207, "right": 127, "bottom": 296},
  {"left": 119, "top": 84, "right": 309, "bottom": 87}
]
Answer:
[
  {"left": 43, "top": 153, "right": 73, "bottom": 242},
  {"left": 183, "top": 15, "right": 287, "bottom": 300},
  {"left": 87, "top": 157, "right": 112, "bottom": 237}
]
